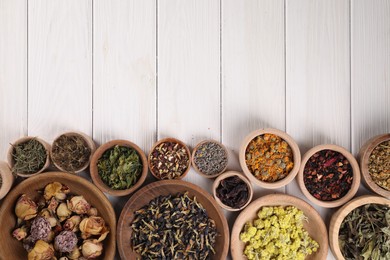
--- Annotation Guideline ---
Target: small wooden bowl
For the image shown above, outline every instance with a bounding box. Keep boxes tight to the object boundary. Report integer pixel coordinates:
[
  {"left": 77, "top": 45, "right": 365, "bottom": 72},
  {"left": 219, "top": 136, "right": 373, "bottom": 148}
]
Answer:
[
  {"left": 192, "top": 140, "right": 228, "bottom": 178},
  {"left": 239, "top": 128, "right": 301, "bottom": 189},
  {"left": 231, "top": 194, "right": 328, "bottom": 260},
  {"left": 329, "top": 195, "right": 390, "bottom": 259},
  {"left": 298, "top": 144, "right": 360, "bottom": 208},
  {"left": 0, "top": 172, "right": 116, "bottom": 260},
  {"left": 148, "top": 137, "right": 191, "bottom": 180},
  {"left": 212, "top": 171, "right": 253, "bottom": 211},
  {"left": 358, "top": 134, "right": 390, "bottom": 198},
  {"left": 117, "top": 180, "right": 229, "bottom": 260},
  {"left": 0, "top": 161, "right": 14, "bottom": 200},
  {"left": 51, "top": 131, "right": 96, "bottom": 173},
  {"left": 90, "top": 140, "right": 148, "bottom": 197},
  {"left": 7, "top": 136, "right": 51, "bottom": 178}
]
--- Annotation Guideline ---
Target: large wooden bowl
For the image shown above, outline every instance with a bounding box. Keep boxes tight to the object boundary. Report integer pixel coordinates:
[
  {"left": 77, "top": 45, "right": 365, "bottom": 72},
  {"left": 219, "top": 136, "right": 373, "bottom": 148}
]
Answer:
[
  {"left": 0, "top": 172, "right": 116, "bottom": 260},
  {"left": 117, "top": 180, "right": 229, "bottom": 259},
  {"left": 231, "top": 194, "right": 328, "bottom": 260}
]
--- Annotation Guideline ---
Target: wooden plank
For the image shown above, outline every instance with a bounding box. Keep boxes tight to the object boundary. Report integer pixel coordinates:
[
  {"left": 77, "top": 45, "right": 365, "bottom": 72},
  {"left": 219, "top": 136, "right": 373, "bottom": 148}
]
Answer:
[
  {"left": 28, "top": 0, "right": 92, "bottom": 141},
  {"left": 0, "top": 0, "right": 27, "bottom": 158}
]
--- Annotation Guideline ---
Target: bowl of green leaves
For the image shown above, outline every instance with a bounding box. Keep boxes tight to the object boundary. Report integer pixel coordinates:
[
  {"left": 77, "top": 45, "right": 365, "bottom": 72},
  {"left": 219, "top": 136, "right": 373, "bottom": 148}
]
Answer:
[{"left": 90, "top": 140, "right": 148, "bottom": 196}]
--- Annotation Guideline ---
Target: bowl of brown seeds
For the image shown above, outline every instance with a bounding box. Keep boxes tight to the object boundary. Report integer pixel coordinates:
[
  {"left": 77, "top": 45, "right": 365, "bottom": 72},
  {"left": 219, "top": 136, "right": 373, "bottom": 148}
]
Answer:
[{"left": 192, "top": 140, "right": 228, "bottom": 178}]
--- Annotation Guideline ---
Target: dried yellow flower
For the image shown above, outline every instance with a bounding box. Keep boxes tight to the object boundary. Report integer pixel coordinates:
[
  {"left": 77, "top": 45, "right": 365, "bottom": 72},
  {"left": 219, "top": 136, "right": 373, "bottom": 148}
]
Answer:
[
  {"left": 27, "top": 240, "right": 55, "bottom": 260},
  {"left": 44, "top": 182, "right": 69, "bottom": 201},
  {"left": 15, "top": 194, "right": 38, "bottom": 221},
  {"left": 57, "top": 203, "right": 72, "bottom": 222},
  {"left": 80, "top": 216, "right": 106, "bottom": 239},
  {"left": 81, "top": 239, "right": 103, "bottom": 259}
]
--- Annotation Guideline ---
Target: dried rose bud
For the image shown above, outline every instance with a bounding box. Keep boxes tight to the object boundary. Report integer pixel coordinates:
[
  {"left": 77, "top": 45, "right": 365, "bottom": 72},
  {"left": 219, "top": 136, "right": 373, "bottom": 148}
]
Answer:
[
  {"left": 68, "top": 247, "right": 81, "bottom": 259},
  {"left": 13, "top": 226, "right": 28, "bottom": 241},
  {"left": 87, "top": 207, "right": 98, "bottom": 216},
  {"left": 67, "top": 196, "right": 91, "bottom": 215},
  {"left": 44, "top": 182, "right": 69, "bottom": 201},
  {"left": 15, "top": 194, "right": 38, "bottom": 221},
  {"left": 27, "top": 240, "right": 55, "bottom": 260},
  {"left": 47, "top": 197, "right": 59, "bottom": 213},
  {"left": 80, "top": 216, "right": 106, "bottom": 239},
  {"left": 59, "top": 257, "right": 69, "bottom": 260},
  {"left": 63, "top": 215, "right": 81, "bottom": 232},
  {"left": 30, "top": 216, "right": 51, "bottom": 241},
  {"left": 81, "top": 239, "right": 103, "bottom": 259},
  {"left": 46, "top": 231, "right": 55, "bottom": 243},
  {"left": 23, "top": 236, "right": 35, "bottom": 252},
  {"left": 54, "top": 231, "right": 78, "bottom": 253},
  {"left": 39, "top": 209, "right": 58, "bottom": 227},
  {"left": 57, "top": 203, "right": 72, "bottom": 222}
]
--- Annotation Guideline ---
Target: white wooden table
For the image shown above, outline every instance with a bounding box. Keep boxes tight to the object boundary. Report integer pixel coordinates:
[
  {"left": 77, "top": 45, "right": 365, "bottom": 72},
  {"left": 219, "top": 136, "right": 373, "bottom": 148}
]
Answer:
[{"left": 1, "top": 0, "right": 389, "bottom": 259}]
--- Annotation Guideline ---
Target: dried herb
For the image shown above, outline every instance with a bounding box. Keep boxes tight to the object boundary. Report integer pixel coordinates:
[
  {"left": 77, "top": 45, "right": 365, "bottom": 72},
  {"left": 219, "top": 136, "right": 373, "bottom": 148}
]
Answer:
[
  {"left": 245, "top": 134, "right": 294, "bottom": 182},
  {"left": 51, "top": 134, "right": 91, "bottom": 172},
  {"left": 97, "top": 145, "right": 142, "bottom": 190},
  {"left": 193, "top": 142, "right": 227, "bottom": 175},
  {"left": 369, "top": 140, "right": 390, "bottom": 191},
  {"left": 304, "top": 150, "right": 353, "bottom": 201},
  {"left": 216, "top": 176, "right": 249, "bottom": 209},
  {"left": 149, "top": 141, "right": 189, "bottom": 179},
  {"left": 339, "top": 203, "right": 390, "bottom": 260},
  {"left": 131, "top": 192, "right": 217, "bottom": 259},
  {"left": 11, "top": 139, "right": 47, "bottom": 174}
]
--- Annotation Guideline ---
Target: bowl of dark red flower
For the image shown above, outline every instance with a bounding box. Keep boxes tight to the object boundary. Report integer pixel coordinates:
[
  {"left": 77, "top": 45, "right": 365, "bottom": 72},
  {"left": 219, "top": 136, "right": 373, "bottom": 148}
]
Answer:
[{"left": 298, "top": 144, "right": 361, "bottom": 208}]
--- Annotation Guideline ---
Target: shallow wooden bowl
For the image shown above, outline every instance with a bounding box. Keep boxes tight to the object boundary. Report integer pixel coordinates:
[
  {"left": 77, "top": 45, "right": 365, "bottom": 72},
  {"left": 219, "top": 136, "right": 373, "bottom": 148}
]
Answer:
[
  {"left": 90, "top": 139, "right": 148, "bottom": 197},
  {"left": 148, "top": 137, "right": 191, "bottom": 180},
  {"left": 192, "top": 140, "right": 228, "bottom": 178},
  {"left": 358, "top": 134, "right": 390, "bottom": 198},
  {"left": 298, "top": 144, "right": 361, "bottom": 208},
  {"left": 51, "top": 131, "right": 96, "bottom": 173},
  {"left": 0, "top": 161, "right": 14, "bottom": 200},
  {"left": 239, "top": 128, "right": 301, "bottom": 189},
  {"left": 0, "top": 172, "right": 116, "bottom": 260},
  {"left": 231, "top": 194, "right": 328, "bottom": 260},
  {"left": 7, "top": 136, "right": 51, "bottom": 178},
  {"left": 329, "top": 195, "right": 390, "bottom": 260},
  {"left": 212, "top": 171, "right": 253, "bottom": 211},
  {"left": 117, "top": 180, "right": 229, "bottom": 260}
]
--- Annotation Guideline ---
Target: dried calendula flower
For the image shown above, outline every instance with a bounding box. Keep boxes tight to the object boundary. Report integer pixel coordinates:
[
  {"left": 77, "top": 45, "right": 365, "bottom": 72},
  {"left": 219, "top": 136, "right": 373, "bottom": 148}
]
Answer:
[
  {"left": 68, "top": 247, "right": 81, "bottom": 259},
  {"left": 27, "top": 240, "right": 55, "bottom": 260},
  {"left": 80, "top": 216, "right": 106, "bottom": 239},
  {"left": 13, "top": 226, "right": 28, "bottom": 241},
  {"left": 81, "top": 239, "right": 103, "bottom": 259},
  {"left": 44, "top": 182, "right": 69, "bottom": 201},
  {"left": 67, "top": 196, "right": 91, "bottom": 215},
  {"left": 15, "top": 194, "right": 38, "bottom": 221},
  {"left": 57, "top": 203, "right": 72, "bottom": 222},
  {"left": 63, "top": 215, "right": 81, "bottom": 232},
  {"left": 54, "top": 231, "right": 78, "bottom": 253}
]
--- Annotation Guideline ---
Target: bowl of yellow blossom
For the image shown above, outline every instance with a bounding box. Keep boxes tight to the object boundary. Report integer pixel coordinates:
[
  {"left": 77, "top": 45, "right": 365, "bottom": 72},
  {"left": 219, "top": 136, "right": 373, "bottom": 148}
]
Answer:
[
  {"left": 231, "top": 194, "right": 328, "bottom": 260},
  {"left": 239, "top": 128, "right": 301, "bottom": 189}
]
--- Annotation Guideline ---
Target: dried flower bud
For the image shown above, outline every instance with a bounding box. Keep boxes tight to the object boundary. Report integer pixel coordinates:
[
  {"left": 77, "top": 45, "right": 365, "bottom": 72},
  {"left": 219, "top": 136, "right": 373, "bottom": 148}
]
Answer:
[
  {"left": 68, "top": 247, "right": 81, "bottom": 259},
  {"left": 15, "top": 194, "right": 38, "bottom": 221},
  {"left": 54, "top": 231, "right": 78, "bottom": 253},
  {"left": 80, "top": 216, "right": 106, "bottom": 239},
  {"left": 44, "top": 182, "right": 69, "bottom": 201},
  {"left": 46, "top": 231, "right": 55, "bottom": 243},
  {"left": 81, "top": 239, "right": 103, "bottom": 259},
  {"left": 39, "top": 209, "right": 58, "bottom": 227},
  {"left": 23, "top": 236, "right": 36, "bottom": 252},
  {"left": 87, "top": 207, "right": 98, "bottom": 216},
  {"left": 59, "top": 257, "right": 69, "bottom": 260},
  {"left": 67, "top": 196, "right": 91, "bottom": 215},
  {"left": 63, "top": 215, "right": 81, "bottom": 232},
  {"left": 47, "top": 197, "right": 59, "bottom": 213},
  {"left": 27, "top": 240, "right": 55, "bottom": 260},
  {"left": 57, "top": 203, "right": 72, "bottom": 222},
  {"left": 13, "top": 226, "right": 28, "bottom": 241},
  {"left": 30, "top": 216, "right": 51, "bottom": 241}
]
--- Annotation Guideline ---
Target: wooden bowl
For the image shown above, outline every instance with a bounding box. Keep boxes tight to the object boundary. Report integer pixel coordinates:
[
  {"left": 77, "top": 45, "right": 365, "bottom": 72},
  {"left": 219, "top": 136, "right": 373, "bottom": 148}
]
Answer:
[
  {"left": 329, "top": 195, "right": 390, "bottom": 259},
  {"left": 239, "top": 128, "right": 301, "bottom": 189},
  {"left": 231, "top": 194, "right": 328, "bottom": 260},
  {"left": 117, "top": 180, "right": 229, "bottom": 260},
  {"left": 7, "top": 136, "right": 51, "bottom": 178},
  {"left": 0, "top": 161, "right": 15, "bottom": 200},
  {"left": 212, "top": 171, "right": 253, "bottom": 211},
  {"left": 51, "top": 131, "right": 96, "bottom": 173},
  {"left": 0, "top": 172, "right": 116, "bottom": 260},
  {"left": 192, "top": 140, "right": 228, "bottom": 178},
  {"left": 358, "top": 134, "right": 390, "bottom": 198},
  {"left": 148, "top": 138, "right": 191, "bottom": 180},
  {"left": 298, "top": 144, "right": 360, "bottom": 208},
  {"left": 90, "top": 140, "right": 148, "bottom": 197}
]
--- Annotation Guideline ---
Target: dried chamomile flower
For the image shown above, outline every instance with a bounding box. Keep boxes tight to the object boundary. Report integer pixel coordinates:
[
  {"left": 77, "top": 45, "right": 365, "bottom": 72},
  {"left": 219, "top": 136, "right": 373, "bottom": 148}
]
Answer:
[
  {"left": 80, "top": 216, "right": 107, "bottom": 239},
  {"left": 63, "top": 215, "right": 81, "bottom": 232},
  {"left": 15, "top": 194, "right": 38, "bottom": 221},
  {"left": 67, "top": 196, "right": 91, "bottom": 215},
  {"left": 54, "top": 231, "right": 78, "bottom": 253},
  {"left": 13, "top": 226, "right": 28, "bottom": 241},
  {"left": 30, "top": 216, "right": 51, "bottom": 241},
  {"left": 81, "top": 239, "right": 103, "bottom": 259},
  {"left": 44, "top": 182, "right": 69, "bottom": 201},
  {"left": 27, "top": 240, "right": 55, "bottom": 260}
]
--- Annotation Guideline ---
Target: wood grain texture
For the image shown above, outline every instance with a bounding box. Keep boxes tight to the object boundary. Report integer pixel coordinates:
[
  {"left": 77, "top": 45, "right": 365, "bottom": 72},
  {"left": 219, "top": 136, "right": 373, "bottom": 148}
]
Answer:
[
  {"left": 28, "top": 0, "right": 92, "bottom": 141},
  {"left": 351, "top": 0, "right": 390, "bottom": 154},
  {"left": 0, "top": 0, "right": 27, "bottom": 159},
  {"left": 93, "top": 0, "right": 156, "bottom": 151}
]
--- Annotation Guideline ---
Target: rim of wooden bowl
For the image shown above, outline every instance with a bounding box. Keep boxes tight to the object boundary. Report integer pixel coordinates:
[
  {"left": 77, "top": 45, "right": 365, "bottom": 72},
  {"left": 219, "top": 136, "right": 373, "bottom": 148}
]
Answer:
[
  {"left": 239, "top": 128, "right": 301, "bottom": 189},
  {"left": 148, "top": 137, "right": 191, "bottom": 180},
  {"left": 7, "top": 136, "right": 51, "bottom": 178},
  {"left": 298, "top": 144, "right": 361, "bottom": 208},
  {"left": 329, "top": 195, "right": 390, "bottom": 259},
  {"left": 0, "top": 171, "right": 116, "bottom": 260},
  {"left": 0, "top": 161, "right": 14, "bottom": 200},
  {"left": 117, "top": 179, "right": 229, "bottom": 260},
  {"left": 192, "top": 139, "right": 228, "bottom": 179},
  {"left": 50, "top": 131, "right": 96, "bottom": 173},
  {"left": 231, "top": 194, "right": 328, "bottom": 260},
  {"left": 90, "top": 139, "right": 148, "bottom": 196},
  {"left": 212, "top": 171, "right": 253, "bottom": 211},
  {"left": 358, "top": 134, "right": 390, "bottom": 198}
]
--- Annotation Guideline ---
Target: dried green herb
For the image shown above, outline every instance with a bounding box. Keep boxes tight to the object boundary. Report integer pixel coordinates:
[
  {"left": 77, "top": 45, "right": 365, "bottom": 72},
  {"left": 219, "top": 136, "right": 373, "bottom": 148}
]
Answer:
[
  {"left": 339, "top": 203, "right": 390, "bottom": 260},
  {"left": 11, "top": 139, "right": 47, "bottom": 174},
  {"left": 51, "top": 134, "right": 91, "bottom": 172},
  {"left": 131, "top": 192, "right": 217, "bottom": 259},
  {"left": 97, "top": 145, "right": 142, "bottom": 190},
  {"left": 368, "top": 140, "right": 390, "bottom": 191}
]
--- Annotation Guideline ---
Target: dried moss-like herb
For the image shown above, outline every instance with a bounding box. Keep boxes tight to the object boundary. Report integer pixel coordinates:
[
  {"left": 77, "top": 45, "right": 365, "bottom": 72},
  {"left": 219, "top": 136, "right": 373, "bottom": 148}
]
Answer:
[
  {"left": 97, "top": 145, "right": 142, "bottom": 190},
  {"left": 12, "top": 139, "right": 47, "bottom": 174},
  {"left": 339, "top": 203, "right": 390, "bottom": 260},
  {"left": 52, "top": 135, "right": 91, "bottom": 172}
]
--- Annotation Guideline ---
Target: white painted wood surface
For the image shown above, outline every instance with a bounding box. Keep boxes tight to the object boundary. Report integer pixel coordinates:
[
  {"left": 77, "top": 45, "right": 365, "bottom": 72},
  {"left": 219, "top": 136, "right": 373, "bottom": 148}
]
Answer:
[{"left": 1, "top": 0, "right": 390, "bottom": 259}]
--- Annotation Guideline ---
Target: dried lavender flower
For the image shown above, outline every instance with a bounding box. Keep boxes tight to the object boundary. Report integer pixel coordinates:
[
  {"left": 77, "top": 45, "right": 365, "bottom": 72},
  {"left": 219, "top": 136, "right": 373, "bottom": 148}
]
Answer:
[{"left": 54, "top": 231, "right": 78, "bottom": 253}]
